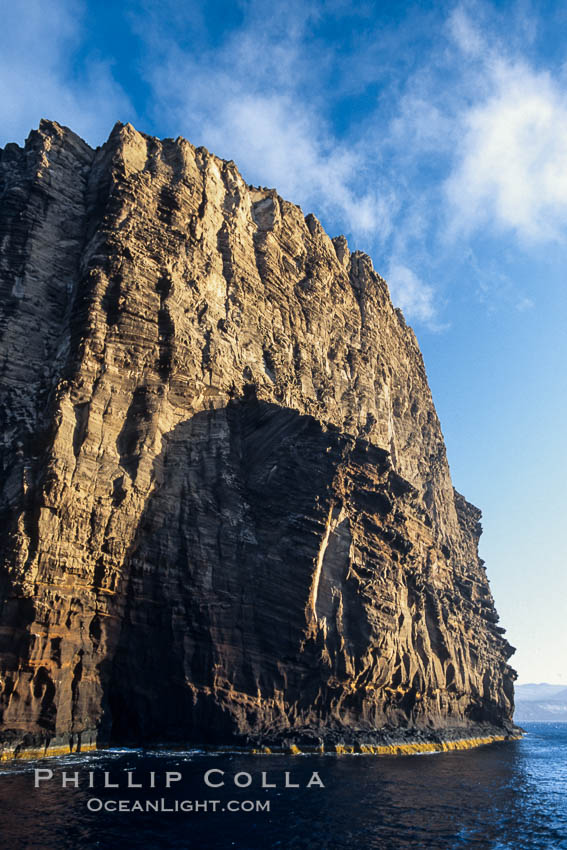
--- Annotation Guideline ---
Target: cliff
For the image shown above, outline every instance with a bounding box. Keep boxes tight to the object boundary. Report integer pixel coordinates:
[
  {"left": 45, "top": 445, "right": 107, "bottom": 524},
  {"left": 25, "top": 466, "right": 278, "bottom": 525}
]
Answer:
[{"left": 0, "top": 120, "right": 517, "bottom": 757}]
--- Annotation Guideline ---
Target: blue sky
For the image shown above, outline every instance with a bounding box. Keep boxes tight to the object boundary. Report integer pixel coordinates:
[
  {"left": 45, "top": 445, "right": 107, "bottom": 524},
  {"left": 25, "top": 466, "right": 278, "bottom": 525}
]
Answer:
[{"left": 2, "top": 0, "right": 566, "bottom": 685}]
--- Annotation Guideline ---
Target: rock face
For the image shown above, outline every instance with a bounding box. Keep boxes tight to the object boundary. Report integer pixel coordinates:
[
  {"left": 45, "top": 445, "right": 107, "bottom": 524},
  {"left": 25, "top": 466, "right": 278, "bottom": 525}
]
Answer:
[{"left": 0, "top": 120, "right": 516, "bottom": 756}]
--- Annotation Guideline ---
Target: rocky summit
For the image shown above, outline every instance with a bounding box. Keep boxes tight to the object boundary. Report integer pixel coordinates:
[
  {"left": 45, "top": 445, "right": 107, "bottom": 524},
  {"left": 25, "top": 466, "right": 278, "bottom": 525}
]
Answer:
[{"left": 0, "top": 120, "right": 517, "bottom": 758}]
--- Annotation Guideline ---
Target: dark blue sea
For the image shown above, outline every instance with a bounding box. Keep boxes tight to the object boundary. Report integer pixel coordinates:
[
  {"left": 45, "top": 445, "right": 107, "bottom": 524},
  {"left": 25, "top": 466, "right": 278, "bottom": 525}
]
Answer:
[{"left": 0, "top": 724, "right": 565, "bottom": 849}]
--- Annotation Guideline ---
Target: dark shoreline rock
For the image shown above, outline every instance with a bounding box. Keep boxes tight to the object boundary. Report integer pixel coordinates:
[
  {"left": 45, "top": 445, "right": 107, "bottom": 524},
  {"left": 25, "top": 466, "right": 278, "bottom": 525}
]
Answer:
[{"left": 0, "top": 724, "right": 523, "bottom": 762}]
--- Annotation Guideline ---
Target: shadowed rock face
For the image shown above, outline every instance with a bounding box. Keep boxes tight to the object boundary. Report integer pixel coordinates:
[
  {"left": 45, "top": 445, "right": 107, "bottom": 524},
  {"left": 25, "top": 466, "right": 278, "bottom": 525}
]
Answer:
[{"left": 0, "top": 120, "right": 516, "bottom": 755}]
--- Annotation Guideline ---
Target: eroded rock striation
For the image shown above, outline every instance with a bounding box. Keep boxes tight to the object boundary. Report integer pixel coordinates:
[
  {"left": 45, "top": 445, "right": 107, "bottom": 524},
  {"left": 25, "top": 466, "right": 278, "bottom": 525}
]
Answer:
[{"left": 0, "top": 120, "right": 517, "bottom": 757}]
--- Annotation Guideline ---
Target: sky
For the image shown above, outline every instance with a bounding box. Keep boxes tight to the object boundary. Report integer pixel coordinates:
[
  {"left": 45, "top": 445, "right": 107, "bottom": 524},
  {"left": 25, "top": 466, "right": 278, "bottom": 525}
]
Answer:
[{"left": 1, "top": 0, "right": 566, "bottom": 685}]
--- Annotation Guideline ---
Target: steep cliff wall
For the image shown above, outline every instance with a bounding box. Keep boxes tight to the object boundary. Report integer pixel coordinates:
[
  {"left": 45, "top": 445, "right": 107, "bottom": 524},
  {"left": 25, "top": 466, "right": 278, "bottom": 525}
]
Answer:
[{"left": 0, "top": 120, "right": 516, "bottom": 756}]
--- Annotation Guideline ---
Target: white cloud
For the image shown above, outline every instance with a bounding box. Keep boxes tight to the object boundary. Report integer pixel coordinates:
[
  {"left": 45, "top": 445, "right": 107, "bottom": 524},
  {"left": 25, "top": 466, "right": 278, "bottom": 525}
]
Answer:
[
  {"left": 446, "top": 12, "right": 567, "bottom": 243},
  {"left": 386, "top": 263, "right": 438, "bottom": 326},
  {"left": 200, "top": 93, "right": 391, "bottom": 237},
  {"left": 145, "top": 3, "right": 392, "bottom": 242},
  {"left": 0, "top": 0, "right": 132, "bottom": 147}
]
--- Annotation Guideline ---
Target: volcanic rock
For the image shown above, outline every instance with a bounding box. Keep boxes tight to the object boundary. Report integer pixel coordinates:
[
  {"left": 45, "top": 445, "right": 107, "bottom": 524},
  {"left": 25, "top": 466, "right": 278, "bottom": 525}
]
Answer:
[{"left": 0, "top": 120, "right": 517, "bottom": 756}]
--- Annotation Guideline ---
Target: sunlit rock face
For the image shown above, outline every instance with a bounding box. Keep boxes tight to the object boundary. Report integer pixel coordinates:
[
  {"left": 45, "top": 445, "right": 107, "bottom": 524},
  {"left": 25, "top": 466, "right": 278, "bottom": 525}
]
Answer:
[{"left": 0, "top": 120, "right": 516, "bottom": 756}]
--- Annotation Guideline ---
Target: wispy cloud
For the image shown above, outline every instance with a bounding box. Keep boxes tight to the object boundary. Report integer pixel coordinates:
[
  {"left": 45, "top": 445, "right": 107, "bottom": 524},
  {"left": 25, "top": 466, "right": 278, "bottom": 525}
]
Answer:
[
  {"left": 198, "top": 92, "right": 390, "bottom": 237},
  {"left": 141, "top": 0, "right": 394, "bottom": 240},
  {"left": 0, "top": 0, "right": 132, "bottom": 146},
  {"left": 374, "top": 3, "right": 567, "bottom": 316},
  {"left": 448, "top": 5, "right": 487, "bottom": 56},
  {"left": 386, "top": 263, "right": 439, "bottom": 327}
]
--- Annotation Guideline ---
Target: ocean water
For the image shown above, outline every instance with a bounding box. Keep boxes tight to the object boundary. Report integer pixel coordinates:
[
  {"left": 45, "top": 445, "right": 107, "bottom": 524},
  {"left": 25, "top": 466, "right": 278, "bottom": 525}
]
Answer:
[{"left": 0, "top": 724, "right": 565, "bottom": 849}]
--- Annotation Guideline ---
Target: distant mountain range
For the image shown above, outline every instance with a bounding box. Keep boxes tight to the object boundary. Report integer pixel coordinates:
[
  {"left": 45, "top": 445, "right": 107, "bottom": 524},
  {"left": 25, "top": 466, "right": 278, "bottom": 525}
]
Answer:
[{"left": 515, "top": 684, "right": 567, "bottom": 723}]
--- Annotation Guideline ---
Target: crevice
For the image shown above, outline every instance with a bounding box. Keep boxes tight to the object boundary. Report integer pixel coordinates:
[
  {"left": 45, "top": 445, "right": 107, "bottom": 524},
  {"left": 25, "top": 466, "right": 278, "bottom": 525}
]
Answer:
[
  {"left": 156, "top": 273, "right": 174, "bottom": 382},
  {"left": 116, "top": 386, "right": 152, "bottom": 478}
]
